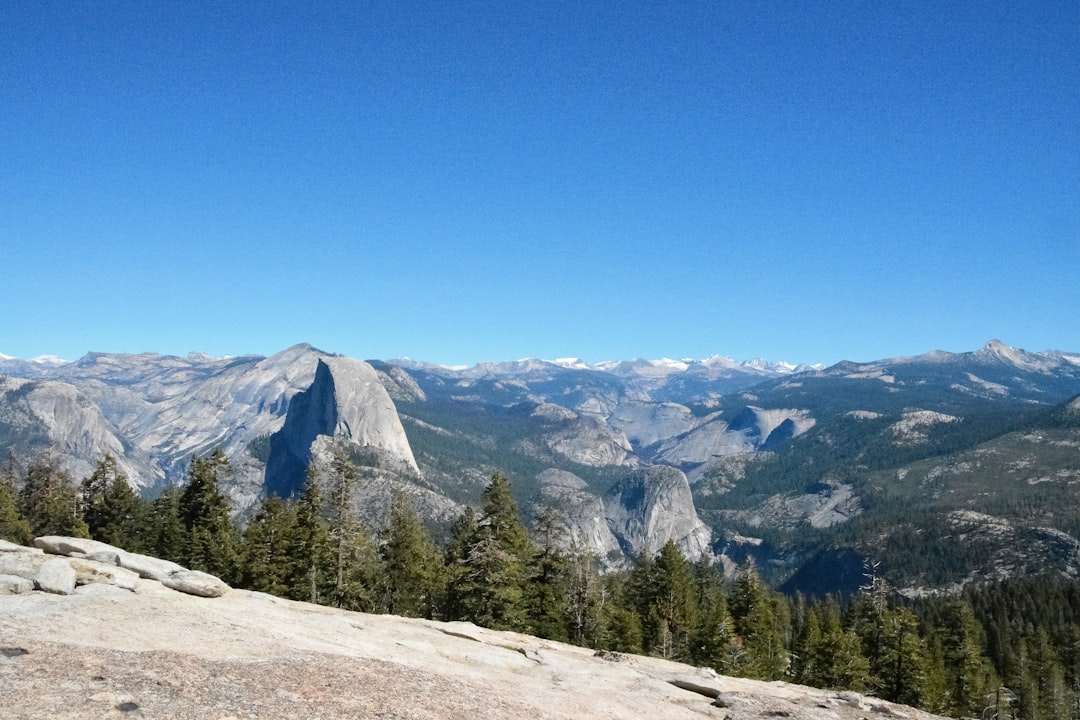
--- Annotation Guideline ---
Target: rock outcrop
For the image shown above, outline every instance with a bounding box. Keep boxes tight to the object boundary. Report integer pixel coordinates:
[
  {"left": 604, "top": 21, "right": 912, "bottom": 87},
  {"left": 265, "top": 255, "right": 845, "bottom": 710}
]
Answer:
[
  {"left": 531, "top": 469, "right": 625, "bottom": 567},
  {"left": 265, "top": 356, "right": 419, "bottom": 497},
  {"left": 604, "top": 466, "right": 713, "bottom": 561},
  {"left": 0, "top": 538, "right": 948, "bottom": 720},
  {"left": 0, "top": 536, "right": 229, "bottom": 598}
]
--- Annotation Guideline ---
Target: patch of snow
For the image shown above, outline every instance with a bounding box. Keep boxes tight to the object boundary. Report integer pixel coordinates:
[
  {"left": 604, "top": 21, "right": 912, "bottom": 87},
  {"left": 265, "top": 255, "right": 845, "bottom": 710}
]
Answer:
[
  {"left": 550, "top": 357, "right": 592, "bottom": 370},
  {"left": 31, "top": 355, "right": 70, "bottom": 365}
]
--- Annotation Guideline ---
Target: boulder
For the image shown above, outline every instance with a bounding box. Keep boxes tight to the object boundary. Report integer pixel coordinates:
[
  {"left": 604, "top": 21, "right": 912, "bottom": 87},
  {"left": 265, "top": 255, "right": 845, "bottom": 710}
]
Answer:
[
  {"left": 67, "top": 557, "right": 141, "bottom": 591},
  {"left": 33, "top": 536, "right": 123, "bottom": 565},
  {"left": 161, "top": 570, "right": 229, "bottom": 598},
  {"left": 34, "top": 558, "right": 77, "bottom": 595},
  {"left": 118, "top": 552, "right": 186, "bottom": 582},
  {"left": 0, "top": 539, "right": 43, "bottom": 554},
  {"left": 0, "top": 573, "right": 34, "bottom": 595},
  {"left": 0, "top": 552, "right": 46, "bottom": 580}
]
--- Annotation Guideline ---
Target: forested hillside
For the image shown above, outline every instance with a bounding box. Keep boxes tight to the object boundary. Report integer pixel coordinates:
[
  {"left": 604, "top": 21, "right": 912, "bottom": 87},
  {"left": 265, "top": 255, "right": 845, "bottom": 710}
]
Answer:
[{"left": 5, "top": 449, "right": 1080, "bottom": 720}]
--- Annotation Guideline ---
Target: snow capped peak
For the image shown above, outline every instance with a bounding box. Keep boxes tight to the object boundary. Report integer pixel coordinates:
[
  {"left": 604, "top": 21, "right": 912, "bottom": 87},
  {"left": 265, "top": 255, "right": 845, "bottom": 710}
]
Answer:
[
  {"left": 550, "top": 357, "right": 592, "bottom": 370},
  {"left": 655, "top": 358, "right": 690, "bottom": 372},
  {"left": 30, "top": 354, "right": 70, "bottom": 365},
  {"left": 0, "top": 352, "right": 14, "bottom": 361},
  {"left": 744, "top": 358, "right": 800, "bottom": 374}
]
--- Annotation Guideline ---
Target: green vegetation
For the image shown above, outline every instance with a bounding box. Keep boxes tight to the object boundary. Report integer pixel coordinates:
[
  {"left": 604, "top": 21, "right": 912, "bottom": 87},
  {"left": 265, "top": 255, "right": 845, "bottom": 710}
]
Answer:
[{"left": 9, "top": 452, "right": 1080, "bottom": 718}]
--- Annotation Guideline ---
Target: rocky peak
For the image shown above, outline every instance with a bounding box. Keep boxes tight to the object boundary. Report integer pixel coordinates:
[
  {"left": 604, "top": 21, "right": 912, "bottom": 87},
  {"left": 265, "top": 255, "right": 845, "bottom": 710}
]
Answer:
[
  {"left": 264, "top": 357, "right": 418, "bottom": 497},
  {"left": 603, "top": 466, "right": 712, "bottom": 561}
]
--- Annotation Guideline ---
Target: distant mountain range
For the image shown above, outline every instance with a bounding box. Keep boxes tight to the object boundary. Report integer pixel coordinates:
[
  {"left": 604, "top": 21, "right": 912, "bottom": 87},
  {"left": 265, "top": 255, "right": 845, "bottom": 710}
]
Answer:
[{"left": 3, "top": 340, "right": 1079, "bottom": 593}]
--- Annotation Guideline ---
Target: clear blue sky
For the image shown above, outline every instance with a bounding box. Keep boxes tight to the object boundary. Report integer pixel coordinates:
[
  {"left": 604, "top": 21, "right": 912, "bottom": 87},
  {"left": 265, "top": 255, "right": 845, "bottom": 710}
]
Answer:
[{"left": 3, "top": 2, "right": 1077, "bottom": 366}]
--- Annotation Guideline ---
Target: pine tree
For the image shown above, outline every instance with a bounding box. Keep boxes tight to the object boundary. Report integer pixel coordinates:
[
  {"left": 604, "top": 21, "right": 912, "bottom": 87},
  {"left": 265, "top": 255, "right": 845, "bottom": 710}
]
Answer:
[
  {"left": 691, "top": 555, "right": 736, "bottom": 673},
  {"left": 322, "top": 448, "right": 379, "bottom": 611},
  {"left": 379, "top": 491, "right": 444, "bottom": 618},
  {"left": 525, "top": 504, "right": 570, "bottom": 641},
  {"left": 178, "top": 450, "right": 240, "bottom": 582},
  {"left": 646, "top": 541, "right": 699, "bottom": 661},
  {"left": 148, "top": 484, "right": 186, "bottom": 563},
  {"left": 239, "top": 494, "right": 296, "bottom": 596},
  {"left": 813, "top": 597, "right": 870, "bottom": 692},
  {"left": 791, "top": 602, "right": 823, "bottom": 686},
  {"left": 81, "top": 455, "right": 147, "bottom": 552},
  {"left": 285, "top": 468, "right": 333, "bottom": 604},
  {"left": 939, "top": 600, "right": 998, "bottom": 719},
  {"left": 0, "top": 459, "right": 32, "bottom": 544},
  {"left": 446, "top": 473, "right": 533, "bottom": 631},
  {"left": 564, "top": 544, "right": 607, "bottom": 648},
  {"left": 20, "top": 457, "right": 90, "bottom": 538},
  {"left": 729, "top": 561, "right": 788, "bottom": 680}
]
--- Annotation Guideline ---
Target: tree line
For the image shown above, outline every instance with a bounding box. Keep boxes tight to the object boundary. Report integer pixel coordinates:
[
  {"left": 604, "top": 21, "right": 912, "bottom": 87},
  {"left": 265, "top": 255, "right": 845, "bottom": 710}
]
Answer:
[{"left": 3, "top": 450, "right": 1080, "bottom": 719}]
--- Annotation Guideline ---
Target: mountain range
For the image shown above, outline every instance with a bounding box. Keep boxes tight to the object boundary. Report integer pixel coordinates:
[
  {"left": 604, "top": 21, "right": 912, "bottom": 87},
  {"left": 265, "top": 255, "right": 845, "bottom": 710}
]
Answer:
[{"left": 2, "top": 340, "right": 1079, "bottom": 594}]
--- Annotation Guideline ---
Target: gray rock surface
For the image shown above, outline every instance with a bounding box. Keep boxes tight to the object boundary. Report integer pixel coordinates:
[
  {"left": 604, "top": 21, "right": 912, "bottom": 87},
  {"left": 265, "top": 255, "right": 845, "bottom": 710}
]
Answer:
[
  {"left": 117, "top": 552, "right": 185, "bottom": 582},
  {"left": 34, "top": 558, "right": 77, "bottom": 595},
  {"left": 67, "top": 558, "right": 141, "bottom": 591},
  {"left": 604, "top": 466, "right": 713, "bottom": 560},
  {"left": 0, "top": 574, "right": 34, "bottom": 595},
  {"left": 0, "top": 575, "right": 949, "bottom": 720},
  {"left": 161, "top": 570, "right": 229, "bottom": 598},
  {"left": 0, "top": 552, "right": 45, "bottom": 581}
]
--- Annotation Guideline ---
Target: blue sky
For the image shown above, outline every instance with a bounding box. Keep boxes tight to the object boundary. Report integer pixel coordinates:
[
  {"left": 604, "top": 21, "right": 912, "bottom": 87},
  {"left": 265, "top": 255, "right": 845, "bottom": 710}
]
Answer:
[{"left": 3, "top": 2, "right": 1077, "bottom": 367}]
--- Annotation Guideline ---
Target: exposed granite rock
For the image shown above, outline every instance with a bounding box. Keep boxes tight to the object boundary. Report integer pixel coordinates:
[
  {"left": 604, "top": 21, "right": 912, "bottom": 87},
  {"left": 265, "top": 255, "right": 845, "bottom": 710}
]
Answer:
[
  {"left": 34, "top": 558, "right": 77, "bottom": 595},
  {"left": 0, "top": 574, "right": 34, "bottom": 595},
  {"left": 67, "top": 558, "right": 141, "bottom": 591},
  {"left": 26, "top": 536, "right": 226, "bottom": 598},
  {"left": 0, "top": 551, "right": 45, "bottom": 581},
  {"left": 0, "top": 576, "right": 949, "bottom": 720},
  {"left": 531, "top": 469, "right": 625, "bottom": 568},
  {"left": 117, "top": 552, "right": 185, "bottom": 583},
  {"left": 0, "top": 539, "right": 43, "bottom": 554},
  {"left": 162, "top": 570, "right": 229, "bottom": 598},
  {"left": 34, "top": 535, "right": 123, "bottom": 564},
  {"left": 604, "top": 466, "right": 713, "bottom": 560}
]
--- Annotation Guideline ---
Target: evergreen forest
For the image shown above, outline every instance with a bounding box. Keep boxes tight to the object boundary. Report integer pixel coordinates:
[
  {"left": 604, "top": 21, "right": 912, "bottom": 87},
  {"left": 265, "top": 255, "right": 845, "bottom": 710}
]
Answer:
[{"left": 4, "top": 450, "right": 1080, "bottom": 720}]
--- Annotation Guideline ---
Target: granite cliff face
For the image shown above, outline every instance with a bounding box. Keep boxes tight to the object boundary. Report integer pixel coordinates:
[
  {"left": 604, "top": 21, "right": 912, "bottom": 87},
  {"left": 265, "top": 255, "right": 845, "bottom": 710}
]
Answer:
[
  {"left": 603, "top": 466, "right": 713, "bottom": 561},
  {"left": 0, "top": 346, "right": 421, "bottom": 517},
  {"left": 265, "top": 357, "right": 418, "bottom": 498}
]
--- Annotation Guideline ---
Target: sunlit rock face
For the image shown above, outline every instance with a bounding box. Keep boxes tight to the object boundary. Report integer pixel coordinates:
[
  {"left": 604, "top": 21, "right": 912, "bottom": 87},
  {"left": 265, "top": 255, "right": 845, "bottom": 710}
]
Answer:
[
  {"left": 265, "top": 356, "right": 418, "bottom": 498},
  {"left": 603, "top": 466, "right": 712, "bottom": 562}
]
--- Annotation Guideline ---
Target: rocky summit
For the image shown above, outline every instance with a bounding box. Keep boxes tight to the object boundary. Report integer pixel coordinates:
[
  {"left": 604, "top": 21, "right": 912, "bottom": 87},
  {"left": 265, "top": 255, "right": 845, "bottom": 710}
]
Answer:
[{"left": 0, "top": 536, "right": 944, "bottom": 720}]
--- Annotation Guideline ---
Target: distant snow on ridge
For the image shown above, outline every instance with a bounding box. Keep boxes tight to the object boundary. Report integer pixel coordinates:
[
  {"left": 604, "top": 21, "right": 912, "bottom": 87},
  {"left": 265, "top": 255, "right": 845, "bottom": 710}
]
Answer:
[{"left": 31, "top": 355, "right": 70, "bottom": 365}]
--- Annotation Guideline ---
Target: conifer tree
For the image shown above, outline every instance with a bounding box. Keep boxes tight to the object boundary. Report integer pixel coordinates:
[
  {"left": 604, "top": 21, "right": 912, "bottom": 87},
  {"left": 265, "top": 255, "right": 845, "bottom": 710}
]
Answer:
[
  {"left": 239, "top": 494, "right": 296, "bottom": 596},
  {"left": 20, "top": 457, "right": 90, "bottom": 538},
  {"left": 286, "top": 468, "right": 333, "bottom": 604},
  {"left": 379, "top": 491, "right": 444, "bottom": 618},
  {"left": 148, "top": 484, "right": 186, "bottom": 563},
  {"left": 939, "top": 600, "right": 998, "bottom": 719},
  {"left": 446, "top": 473, "right": 533, "bottom": 631},
  {"left": 0, "top": 459, "right": 32, "bottom": 544},
  {"left": 322, "top": 448, "right": 379, "bottom": 611},
  {"left": 525, "top": 504, "right": 570, "bottom": 641},
  {"left": 646, "top": 541, "right": 699, "bottom": 661},
  {"left": 791, "top": 602, "right": 823, "bottom": 686},
  {"left": 812, "top": 596, "right": 870, "bottom": 691},
  {"left": 729, "top": 561, "right": 788, "bottom": 680},
  {"left": 179, "top": 449, "right": 240, "bottom": 582},
  {"left": 564, "top": 543, "right": 606, "bottom": 648},
  {"left": 691, "top": 555, "right": 736, "bottom": 672},
  {"left": 81, "top": 455, "right": 147, "bottom": 552}
]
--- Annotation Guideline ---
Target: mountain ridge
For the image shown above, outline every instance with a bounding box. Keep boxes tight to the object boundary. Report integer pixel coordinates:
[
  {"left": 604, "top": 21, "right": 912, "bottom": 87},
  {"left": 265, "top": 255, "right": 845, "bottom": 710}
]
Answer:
[{"left": 4, "top": 339, "right": 1080, "bottom": 590}]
